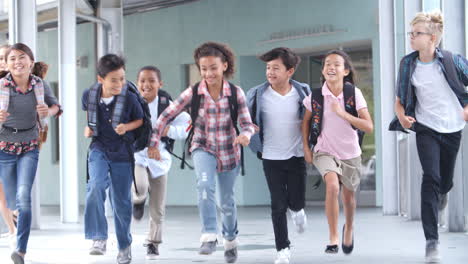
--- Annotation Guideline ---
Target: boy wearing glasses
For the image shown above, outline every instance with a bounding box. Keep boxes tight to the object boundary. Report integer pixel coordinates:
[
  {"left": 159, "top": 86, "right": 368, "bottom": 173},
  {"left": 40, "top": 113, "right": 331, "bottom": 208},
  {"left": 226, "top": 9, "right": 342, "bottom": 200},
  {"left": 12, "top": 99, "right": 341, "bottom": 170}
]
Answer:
[{"left": 390, "top": 11, "right": 468, "bottom": 263}]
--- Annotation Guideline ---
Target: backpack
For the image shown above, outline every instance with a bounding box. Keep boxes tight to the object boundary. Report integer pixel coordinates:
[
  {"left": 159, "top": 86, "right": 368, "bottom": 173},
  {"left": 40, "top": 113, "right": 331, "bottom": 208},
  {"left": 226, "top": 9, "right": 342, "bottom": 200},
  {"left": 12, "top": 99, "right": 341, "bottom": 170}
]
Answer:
[
  {"left": 125, "top": 81, "right": 153, "bottom": 152},
  {"left": 157, "top": 89, "right": 175, "bottom": 153},
  {"left": 249, "top": 83, "right": 310, "bottom": 159},
  {"left": 309, "top": 82, "right": 365, "bottom": 147},
  {"left": 181, "top": 81, "right": 245, "bottom": 175},
  {"left": 85, "top": 80, "right": 151, "bottom": 194}
]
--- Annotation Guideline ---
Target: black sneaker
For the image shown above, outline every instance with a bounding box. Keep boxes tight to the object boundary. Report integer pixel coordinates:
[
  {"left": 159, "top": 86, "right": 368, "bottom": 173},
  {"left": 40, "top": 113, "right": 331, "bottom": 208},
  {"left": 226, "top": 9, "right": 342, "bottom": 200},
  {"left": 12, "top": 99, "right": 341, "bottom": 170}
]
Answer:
[
  {"left": 146, "top": 243, "right": 159, "bottom": 260},
  {"left": 224, "top": 247, "right": 238, "bottom": 263},
  {"left": 133, "top": 202, "right": 145, "bottom": 220},
  {"left": 199, "top": 240, "right": 217, "bottom": 255}
]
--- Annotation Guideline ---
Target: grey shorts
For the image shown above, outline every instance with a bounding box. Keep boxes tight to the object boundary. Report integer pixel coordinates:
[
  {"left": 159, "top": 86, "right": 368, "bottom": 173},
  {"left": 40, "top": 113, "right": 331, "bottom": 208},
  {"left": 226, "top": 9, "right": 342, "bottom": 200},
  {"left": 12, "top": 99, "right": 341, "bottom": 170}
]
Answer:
[{"left": 313, "top": 151, "right": 362, "bottom": 192}]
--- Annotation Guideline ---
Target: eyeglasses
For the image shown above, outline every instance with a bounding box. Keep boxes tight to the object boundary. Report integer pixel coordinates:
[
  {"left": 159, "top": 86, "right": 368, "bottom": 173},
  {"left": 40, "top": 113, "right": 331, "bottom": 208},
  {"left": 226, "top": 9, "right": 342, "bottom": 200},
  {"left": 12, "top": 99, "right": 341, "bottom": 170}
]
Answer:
[{"left": 407, "top": 31, "right": 433, "bottom": 38}]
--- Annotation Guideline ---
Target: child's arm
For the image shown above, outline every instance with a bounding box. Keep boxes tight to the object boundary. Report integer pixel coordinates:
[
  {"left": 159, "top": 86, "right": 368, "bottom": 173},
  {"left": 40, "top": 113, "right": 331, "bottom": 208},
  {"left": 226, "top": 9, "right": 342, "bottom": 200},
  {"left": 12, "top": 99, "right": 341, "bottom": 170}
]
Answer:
[
  {"left": 148, "top": 87, "right": 193, "bottom": 160},
  {"left": 233, "top": 87, "right": 258, "bottom": 147},
  {"left": 115, "top": 119, "right": 143, "bottom": 135},
  {"left": 301, "top": 109, "right": 313, "bottom": 164},
  {"left": 331, "top": 99, "right": 373, "bottom": 133},
  {"left": 164, "top": 111, "right": 191, "bottom": 140},
  {"left": 394, "top": 97, "right": 416, "bottom": 129}
]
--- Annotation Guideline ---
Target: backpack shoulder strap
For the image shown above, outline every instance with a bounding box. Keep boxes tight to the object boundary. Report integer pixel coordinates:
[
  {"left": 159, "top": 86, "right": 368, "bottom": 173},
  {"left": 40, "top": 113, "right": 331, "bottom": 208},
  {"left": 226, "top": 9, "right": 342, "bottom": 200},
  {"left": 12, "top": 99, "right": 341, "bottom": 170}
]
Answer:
[
  {"left": 228, "top": 82, "right": 239, "bottom": 131},
  {"left": 190, "top": 82, "right": 201, "bottom": 125},
  {"left": 309, "top": 87, "right": 324, "bottom": 146},
  {"left": 157, "top": 89, "right": 173, "bottom": 118},
  {"left": 440, "top": 49, "right": 465, "bottom": 93},
  {"left": 343, "top": 82, "right": 358, "bottom": 117},
  {"left": 87, "top": 83, "right": 101, "bottom": 136}
]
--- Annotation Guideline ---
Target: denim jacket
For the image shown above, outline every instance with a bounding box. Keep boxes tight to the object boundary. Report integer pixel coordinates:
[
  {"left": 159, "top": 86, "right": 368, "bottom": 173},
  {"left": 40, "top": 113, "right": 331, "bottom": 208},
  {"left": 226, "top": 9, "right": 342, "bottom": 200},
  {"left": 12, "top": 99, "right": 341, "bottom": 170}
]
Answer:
[
  {"left": 246, "top": 79, "right": 310, "bottom": 156},
  {"left": 389, "top": 48, "right": 468, "bottom": 132}
]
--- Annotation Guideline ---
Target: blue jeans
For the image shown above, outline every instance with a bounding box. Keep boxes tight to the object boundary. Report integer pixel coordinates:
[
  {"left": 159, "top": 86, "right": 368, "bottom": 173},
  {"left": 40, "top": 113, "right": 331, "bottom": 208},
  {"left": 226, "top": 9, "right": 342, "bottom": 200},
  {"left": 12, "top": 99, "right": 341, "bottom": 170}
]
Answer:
[
  {"left": 192, "top": 150, "right": 239, "bottom": 241},
  {"left": 415, "top": 123, "right": 462, "bottom": 241},
  {"left": 84, "top": 149, "right": 133, "bottom": 250},
  {"left": 0, "top": 149, "right": 39, "bottom": 253}
]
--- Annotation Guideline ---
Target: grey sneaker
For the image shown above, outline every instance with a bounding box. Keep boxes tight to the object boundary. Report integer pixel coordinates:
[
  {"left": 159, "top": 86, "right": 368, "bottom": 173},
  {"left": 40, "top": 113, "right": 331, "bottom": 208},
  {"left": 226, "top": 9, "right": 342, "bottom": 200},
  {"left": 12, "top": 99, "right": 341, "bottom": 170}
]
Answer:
[
  {"left": 199, "top": 240, "right": 217, "bottom": 255},
  {"left": 11, "top": 251, "right": 24, "bottom": 264},
  {"left": 425, "top": 240, "right": 441, "bottom": 263},
  {"left": 438, "top": 194, "right": 448, "bottom": 211},
  {"left": 117, "top": 245, "right": 132, "bottom": 264},
  {"left": 90, "top": 240, "right": 107, "bottom": 255}
]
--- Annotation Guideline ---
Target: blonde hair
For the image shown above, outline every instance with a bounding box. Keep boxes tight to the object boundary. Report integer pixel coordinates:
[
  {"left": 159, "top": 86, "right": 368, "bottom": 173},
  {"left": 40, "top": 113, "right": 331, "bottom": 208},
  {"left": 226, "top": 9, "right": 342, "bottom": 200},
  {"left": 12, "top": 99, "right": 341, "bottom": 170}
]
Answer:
[{"left": 410, "top": 11, "right": 444, "bottom": 46}]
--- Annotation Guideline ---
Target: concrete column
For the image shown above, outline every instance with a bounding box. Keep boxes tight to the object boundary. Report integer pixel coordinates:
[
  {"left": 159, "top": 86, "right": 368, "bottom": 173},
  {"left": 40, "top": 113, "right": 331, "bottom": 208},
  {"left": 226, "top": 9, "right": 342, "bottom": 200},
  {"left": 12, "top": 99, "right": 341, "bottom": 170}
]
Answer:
[
  {"left": 378, "top": 0, "right": 398, "bottom": 215},
  {"left": 97, "top": 0, "right": 124, "bottom": 57},
  {"left": 443, "top": 0, "right": 466, "bottom": 232},
  {"left": 9, "top": 0, "right": 41, "bottom": 230},
  {"left": 404, "top": 0, "right": 423, "bottom": 221},
  {"left": 58, "top": 0, "right": 79, "bottom": 223}
]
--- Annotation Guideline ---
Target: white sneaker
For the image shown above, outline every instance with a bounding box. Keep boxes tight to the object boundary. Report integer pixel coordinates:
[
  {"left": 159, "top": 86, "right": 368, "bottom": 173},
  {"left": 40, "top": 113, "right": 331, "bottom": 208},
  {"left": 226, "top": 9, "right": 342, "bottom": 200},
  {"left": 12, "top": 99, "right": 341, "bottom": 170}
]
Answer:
[
  {"left": 289, "top": 208, "right": 307, "bottom": 233},
  {"left": 425, "top": 240, "right": 441, "bottom": 263},
  {"left": 275, "top": 248, "right": 290, "bottom": 264},
  {"left": 89, "top": 239, "right": 107, "bottom": 255}
]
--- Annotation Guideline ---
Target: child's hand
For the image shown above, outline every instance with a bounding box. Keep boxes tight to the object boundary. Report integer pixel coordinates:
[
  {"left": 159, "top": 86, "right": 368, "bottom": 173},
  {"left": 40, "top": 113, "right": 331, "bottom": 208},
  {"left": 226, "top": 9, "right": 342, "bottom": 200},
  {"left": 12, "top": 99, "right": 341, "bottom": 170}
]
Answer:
[
  {"left": 304, "top": 148, "right": 314, "bottom": 164},
  {"left": 84, "top": 126, "right": 93, "bottom": 137},
  {"left": 398, "top": 115, "right": 416, "bottom": 129},
  {"left": 36, "top": 104, "right": 49, "bottom": 119},
  {"left": 148, "top": 146, "right": 161, "bottom": 160},
  {"left": 233, "top": 134, "right": 250, "bottom": 147},
  {"left": 0, "top": 110, "right": 10, "bottom": 122},
  {"left": 331, "top": 99, "right": 345, "bottom": 118},
  {"left": 115, "top": 123, "right": 127, "bottom": 135}
]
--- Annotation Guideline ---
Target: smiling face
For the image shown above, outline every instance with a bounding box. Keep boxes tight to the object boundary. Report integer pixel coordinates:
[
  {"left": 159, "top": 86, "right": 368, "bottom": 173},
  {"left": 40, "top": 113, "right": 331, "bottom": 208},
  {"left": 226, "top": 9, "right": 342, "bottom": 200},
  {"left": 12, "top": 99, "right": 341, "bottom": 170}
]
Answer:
[
  {"left": 98, "top": 67, "right": 126, "bottom": 97},
  {"left": 321, "top": 54, "right": 349, "bottom": 86},
  {"left": 7, "top": 49, "right": 33, "bottom": 78},
  {"left": 137, "top": 69, "right": 162, "bottom": 103},
  {"left": 199, "top": 55, "right": 227, "bottom": 88},
  {"left": 266, "top": 58, "right": 294, "bottom": 88}
]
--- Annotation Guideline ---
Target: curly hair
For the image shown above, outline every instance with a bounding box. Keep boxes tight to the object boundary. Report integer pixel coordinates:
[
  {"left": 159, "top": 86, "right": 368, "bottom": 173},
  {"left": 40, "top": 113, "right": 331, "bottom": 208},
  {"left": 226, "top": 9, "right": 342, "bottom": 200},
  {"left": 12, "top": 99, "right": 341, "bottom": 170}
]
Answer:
[{"left": 193, "top": 41, "right": 235, "bottom": 79}]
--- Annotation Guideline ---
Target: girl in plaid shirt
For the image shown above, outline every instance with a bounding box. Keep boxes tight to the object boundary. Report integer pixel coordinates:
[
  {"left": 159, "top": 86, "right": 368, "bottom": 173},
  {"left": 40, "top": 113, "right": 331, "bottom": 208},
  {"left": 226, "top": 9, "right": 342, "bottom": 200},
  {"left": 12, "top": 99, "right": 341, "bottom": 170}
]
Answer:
[{"left": 148, "top": 42, "right": 256, "bottom": 263}]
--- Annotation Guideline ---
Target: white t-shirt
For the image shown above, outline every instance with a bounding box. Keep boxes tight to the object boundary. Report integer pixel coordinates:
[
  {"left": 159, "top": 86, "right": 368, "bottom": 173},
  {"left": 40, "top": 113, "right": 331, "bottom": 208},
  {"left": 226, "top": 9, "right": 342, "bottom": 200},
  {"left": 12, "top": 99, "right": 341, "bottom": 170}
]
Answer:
[
  {"left": 412, "top": 59, "right": 465, "bottom": 133},
  {"left": 134, "top": 96, "right": 191, "bottom": 178},
  {"left": 100, "top": 96, "right": 114, "bottom": 105},
  {"left": 261, "top": 85, "right": 303, "bottom": 160}
]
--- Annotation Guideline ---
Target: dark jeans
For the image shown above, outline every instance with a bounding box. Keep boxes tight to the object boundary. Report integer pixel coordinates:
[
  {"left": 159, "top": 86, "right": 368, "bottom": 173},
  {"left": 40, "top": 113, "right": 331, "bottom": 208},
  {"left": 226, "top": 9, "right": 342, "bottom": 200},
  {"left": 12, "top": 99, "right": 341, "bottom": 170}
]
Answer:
[
  {"left": 415, "top": 123, "right": 462, "bottom": 241},
  {"left": 262, "top": 156, "right": 306, "bottom": 251}
]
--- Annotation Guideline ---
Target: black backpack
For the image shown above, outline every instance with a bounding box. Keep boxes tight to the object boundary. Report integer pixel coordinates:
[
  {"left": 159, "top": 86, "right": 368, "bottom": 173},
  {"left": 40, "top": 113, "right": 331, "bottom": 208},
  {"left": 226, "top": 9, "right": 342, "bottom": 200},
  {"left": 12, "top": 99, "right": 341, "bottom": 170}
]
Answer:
[
  {"left": 156, "top": 89, "right": 175, "bottom": 153},
  {"left": 125, "top": 81, "right": 153, "bottom": 152},
  {"left": 181, "top": 81, "right": 245, "bottom": 175},
  {"left": 309, "top": 82, "right": 365, "bottom": 147}
]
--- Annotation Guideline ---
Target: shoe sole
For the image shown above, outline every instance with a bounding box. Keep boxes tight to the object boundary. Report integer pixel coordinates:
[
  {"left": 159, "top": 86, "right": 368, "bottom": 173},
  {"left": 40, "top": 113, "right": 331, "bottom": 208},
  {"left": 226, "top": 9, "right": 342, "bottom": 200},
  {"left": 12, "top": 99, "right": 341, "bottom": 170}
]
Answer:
[
  {"left": 146, "top": 254, "right": 158, "bottom": 260},
  {"left": 425, "top": 256, "right": 441, "bottom": 263},
  {"left": 89, "top": 250, "right": 106, "bottom": 255}
]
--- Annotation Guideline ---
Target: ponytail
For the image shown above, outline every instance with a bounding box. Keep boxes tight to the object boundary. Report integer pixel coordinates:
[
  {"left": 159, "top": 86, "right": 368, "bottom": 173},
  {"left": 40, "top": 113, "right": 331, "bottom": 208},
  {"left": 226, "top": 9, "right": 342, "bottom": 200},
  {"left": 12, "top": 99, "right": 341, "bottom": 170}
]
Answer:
[{"left": 32, "top": 61, "right": 49, "bottom": 79}]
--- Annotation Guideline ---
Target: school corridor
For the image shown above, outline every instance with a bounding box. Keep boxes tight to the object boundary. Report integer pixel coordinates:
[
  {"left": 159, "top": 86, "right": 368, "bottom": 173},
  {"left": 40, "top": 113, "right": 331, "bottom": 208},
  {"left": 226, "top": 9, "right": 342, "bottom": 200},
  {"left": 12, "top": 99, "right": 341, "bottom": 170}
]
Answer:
[
  {"left": 0, "top": 206, "right": 467, "bottom": 264},
  {"left": 0, "top": 0, "right": 468, "bottom": 263}
]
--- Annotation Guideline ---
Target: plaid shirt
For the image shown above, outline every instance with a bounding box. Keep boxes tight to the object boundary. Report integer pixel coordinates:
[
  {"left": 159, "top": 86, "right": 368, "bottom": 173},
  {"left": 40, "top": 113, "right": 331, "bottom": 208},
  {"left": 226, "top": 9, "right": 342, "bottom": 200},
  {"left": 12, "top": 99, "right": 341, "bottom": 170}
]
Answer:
[{"left": 151, "top": 80, "right": 257, "bottom": 172}]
